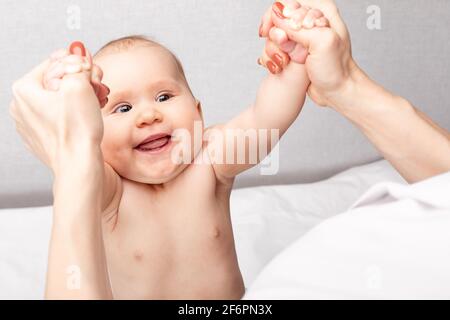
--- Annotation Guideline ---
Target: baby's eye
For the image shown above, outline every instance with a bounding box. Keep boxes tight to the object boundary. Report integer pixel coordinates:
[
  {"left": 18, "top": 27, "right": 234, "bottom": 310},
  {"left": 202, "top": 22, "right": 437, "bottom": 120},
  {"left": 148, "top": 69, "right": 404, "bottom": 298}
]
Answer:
[
  {"left": 113, "top": 104, "right": 132, "bottom": 113},
  {"left": 156, "top": 93, "right": 172, "bottom": 103}
]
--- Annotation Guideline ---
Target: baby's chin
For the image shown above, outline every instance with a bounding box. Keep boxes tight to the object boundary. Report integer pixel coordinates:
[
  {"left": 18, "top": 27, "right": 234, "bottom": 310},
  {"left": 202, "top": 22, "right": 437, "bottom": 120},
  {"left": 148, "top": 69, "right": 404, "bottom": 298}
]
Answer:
[{"left": 122, "top": 163, "right": 190, "bottom": 185}]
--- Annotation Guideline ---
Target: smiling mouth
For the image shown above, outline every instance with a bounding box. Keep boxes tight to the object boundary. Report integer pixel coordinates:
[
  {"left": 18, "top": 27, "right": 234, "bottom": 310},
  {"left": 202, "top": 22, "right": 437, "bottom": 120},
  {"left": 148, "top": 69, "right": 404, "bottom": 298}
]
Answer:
[{"left": 135, "top": 135, "right": 172, "bottom": 153}]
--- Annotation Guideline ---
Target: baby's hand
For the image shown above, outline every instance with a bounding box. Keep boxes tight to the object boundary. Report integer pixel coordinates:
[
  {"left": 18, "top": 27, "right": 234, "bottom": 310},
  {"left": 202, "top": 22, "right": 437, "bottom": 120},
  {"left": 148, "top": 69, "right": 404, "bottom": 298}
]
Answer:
[
  {"left": 258, "top": 1, "right": 330, "bottom": 74},
  {"left": 44, "top": 42, "right": 110, "bottom": 107}
]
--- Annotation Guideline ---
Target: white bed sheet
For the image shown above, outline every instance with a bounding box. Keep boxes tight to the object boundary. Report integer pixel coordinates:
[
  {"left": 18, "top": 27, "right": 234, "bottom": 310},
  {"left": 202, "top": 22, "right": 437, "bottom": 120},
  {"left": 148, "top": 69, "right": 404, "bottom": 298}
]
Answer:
[
  {"left": 244, "top": 171, "right": 450, "bottom": 299},
  {"left": 0, "top": 160, "right": 404, "bottom": 299}
]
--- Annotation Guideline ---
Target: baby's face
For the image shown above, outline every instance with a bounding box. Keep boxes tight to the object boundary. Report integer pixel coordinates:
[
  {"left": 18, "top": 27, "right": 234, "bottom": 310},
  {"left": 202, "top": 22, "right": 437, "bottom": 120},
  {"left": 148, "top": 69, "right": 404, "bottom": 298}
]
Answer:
[{"left": 95, "top": 45, "right": 203, "bottom": 184}]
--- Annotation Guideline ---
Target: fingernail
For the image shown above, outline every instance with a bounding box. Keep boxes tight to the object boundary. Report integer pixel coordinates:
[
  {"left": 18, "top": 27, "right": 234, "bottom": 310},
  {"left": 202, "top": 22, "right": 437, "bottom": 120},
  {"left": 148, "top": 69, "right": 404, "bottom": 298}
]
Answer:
[
  {"left": 272, "top": 2, "right": 286, "bottom": 19},
  {"left": 272, "top": 54, "right": 284, "bottom": 68},
  {"left": 69, "top": 41, "right": 86, "bottom": 57},
  {"left": 267, "top": 60, "right": 279, "bottom": 74},
  {"left": 259, "top": 22, "right": 263, "bottom": 37}
]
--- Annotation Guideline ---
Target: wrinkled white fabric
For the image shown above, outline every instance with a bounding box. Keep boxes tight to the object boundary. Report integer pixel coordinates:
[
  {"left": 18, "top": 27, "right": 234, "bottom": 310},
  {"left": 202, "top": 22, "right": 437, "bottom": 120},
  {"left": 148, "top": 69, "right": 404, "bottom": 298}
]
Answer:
[{"left": 245, "top": 171, "right": 450, "bottom": 299}]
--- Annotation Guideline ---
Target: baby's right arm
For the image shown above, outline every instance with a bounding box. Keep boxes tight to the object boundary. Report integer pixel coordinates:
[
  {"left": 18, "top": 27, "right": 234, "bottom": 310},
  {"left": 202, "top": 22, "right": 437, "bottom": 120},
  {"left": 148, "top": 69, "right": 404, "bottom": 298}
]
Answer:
[{"left": 205, "top": 5, "right": 329, "bottom": 181}]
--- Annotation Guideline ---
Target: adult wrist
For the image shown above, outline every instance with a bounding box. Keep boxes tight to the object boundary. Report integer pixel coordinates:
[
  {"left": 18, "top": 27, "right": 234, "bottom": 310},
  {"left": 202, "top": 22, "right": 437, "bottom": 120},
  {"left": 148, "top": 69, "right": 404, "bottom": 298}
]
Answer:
[
  {"left": 324, "top": 62, "right": 413, "bottom": 131},
  {"left": 52, "top": 148, "right": 105, "bottom": 221},
  {"left": 326, "top": 59, "right": 367, "bottom": 113},
  {"left": 53, "top": 142, "right": 103, "bottom": 175}
]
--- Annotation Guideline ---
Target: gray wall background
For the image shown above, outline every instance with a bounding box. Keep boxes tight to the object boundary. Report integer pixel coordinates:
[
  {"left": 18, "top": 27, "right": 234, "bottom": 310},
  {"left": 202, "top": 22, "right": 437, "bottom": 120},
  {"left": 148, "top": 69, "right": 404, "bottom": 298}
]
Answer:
[{"left": 1, "top": 0, "right": 449, "bottom": 208}]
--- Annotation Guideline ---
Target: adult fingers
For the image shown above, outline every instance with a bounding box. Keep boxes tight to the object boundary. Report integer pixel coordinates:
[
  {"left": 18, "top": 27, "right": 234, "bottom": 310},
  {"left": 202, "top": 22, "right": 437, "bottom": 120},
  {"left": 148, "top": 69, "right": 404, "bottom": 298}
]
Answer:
[
  {"left": 259, "top": 49, "right": 280, "bottom": 75},
  {"left": 263, "top": 38, "right": 290, "bottom": 70},
  {"left": 84, "top": 47, "right": 94, "bottom": 70},
  {"left": 69, "top": 41, "right": 92, "bottom": 71},
  {"left": 24, "top": 58, "right": 52, "bottom": 87},
  {"left": 259, "top": 6, "right": 273, "bottom": 38},
  {"left": 12, "top": 58, "right": 53, "bottom": 107},
  {"left": 260, "top": 0, "right": 301, "bottom": 38},
  {"left": 69, "top": 41, "right": 87, "bottom": 57}
]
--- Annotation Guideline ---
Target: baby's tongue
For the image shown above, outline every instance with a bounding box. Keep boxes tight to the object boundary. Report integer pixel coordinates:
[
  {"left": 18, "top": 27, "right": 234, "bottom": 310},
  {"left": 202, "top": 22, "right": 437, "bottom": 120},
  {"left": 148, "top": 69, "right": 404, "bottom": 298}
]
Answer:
[{"left": 138, "top": 136, "right": 169, "bottom": 150}]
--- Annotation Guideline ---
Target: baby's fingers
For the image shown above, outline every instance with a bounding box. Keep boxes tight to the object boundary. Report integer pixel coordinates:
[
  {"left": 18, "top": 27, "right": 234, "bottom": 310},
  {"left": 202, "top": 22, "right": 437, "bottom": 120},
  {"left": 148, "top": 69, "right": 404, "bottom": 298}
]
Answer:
[
  {"left": 91, "top": 64, "right": 103, "bottom": 83},
  {"left": 288, "top": 6, "right": 309, "bottom": 30},
  {"left": 302, "top": 9, "right": 323, "bottom": 28},
  {"left": 46, "top": 78, "right": 62, "bottom": 91},
  {"left": 62, "top": 54, "right": 91, "bottom": 72},
  {"left": 269, "top": 27, "right": 296, "bottom": 52},
  {"left": 268, "top": 27, "right": 308, "bottom": 64},
  {"left": 315, "top": 17, "right": 330, "bottom": 28},
  {"left": 90, "top": 64, "right": 110, "bottom": 107},
  {"left": 50, "top": 49, "right": 70, "bottom": 62}
]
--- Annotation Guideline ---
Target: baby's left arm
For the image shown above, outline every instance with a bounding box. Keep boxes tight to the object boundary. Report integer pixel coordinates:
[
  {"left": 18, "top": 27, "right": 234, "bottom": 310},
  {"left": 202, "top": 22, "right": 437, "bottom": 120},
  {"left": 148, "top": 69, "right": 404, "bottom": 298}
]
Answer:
[{"left": 206, "top": 6, "right": 329, "bottom": 182}]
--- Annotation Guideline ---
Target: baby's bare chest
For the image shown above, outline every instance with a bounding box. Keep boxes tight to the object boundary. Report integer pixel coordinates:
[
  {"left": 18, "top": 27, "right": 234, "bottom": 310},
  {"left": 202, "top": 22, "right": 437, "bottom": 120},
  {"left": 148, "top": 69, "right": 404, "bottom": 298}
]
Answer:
[{"left": 101, "top": 178, "right": 242, "bottom": 298}]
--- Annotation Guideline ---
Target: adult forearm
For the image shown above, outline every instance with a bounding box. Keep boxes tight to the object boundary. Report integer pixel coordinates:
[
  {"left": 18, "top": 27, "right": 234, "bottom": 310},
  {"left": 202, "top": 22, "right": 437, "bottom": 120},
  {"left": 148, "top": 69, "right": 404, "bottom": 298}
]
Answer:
[
  {"left": 46, "top": 144, "right": 113, "bottom": 299},
  {"left": 329, "top": 68, "right": 450, "bottom": 183}
]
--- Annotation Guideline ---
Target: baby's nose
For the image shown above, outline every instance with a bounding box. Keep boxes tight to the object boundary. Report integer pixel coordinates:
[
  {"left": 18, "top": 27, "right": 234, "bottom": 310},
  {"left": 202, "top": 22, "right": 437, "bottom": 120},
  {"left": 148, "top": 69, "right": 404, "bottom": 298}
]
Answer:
[{"left": 136, "top": 108, "right": 163, "bottom": 127}]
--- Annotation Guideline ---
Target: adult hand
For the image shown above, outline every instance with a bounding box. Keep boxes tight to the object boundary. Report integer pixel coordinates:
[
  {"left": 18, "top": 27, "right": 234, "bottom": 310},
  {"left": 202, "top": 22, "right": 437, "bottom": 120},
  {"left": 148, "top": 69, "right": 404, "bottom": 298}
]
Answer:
[
  {"left": 9, "top": 45, "right": 105, "bottom": 172},
  {"left": 259, "top": 0, "right": 359, "bottom": 107},
  {"left": 260, "top": 1, "right": 450, "bottom": 183},
  {"left": 44, "top": 42, "right": 110, "bottom": 107}
]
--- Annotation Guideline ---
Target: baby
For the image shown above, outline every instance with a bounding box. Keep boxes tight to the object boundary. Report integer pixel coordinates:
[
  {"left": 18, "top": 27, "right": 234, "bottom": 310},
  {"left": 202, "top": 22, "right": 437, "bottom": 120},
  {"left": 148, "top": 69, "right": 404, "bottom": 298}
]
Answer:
[{"left": 43, "top": 4, "right": 329, "bottom": 299}]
